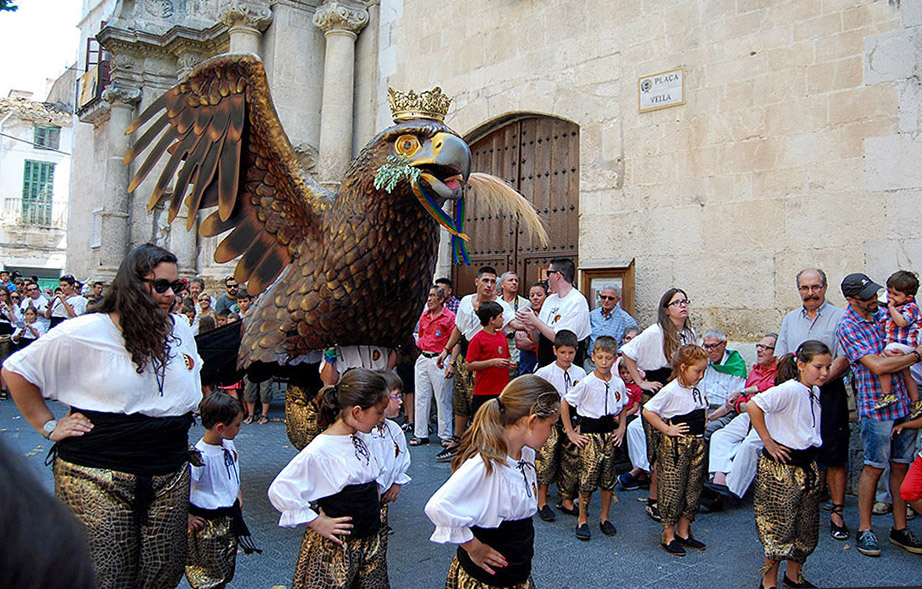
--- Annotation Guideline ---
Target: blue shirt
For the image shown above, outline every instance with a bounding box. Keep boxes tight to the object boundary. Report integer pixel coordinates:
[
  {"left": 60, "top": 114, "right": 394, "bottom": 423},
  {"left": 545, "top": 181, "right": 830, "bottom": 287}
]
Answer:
[{"left": 588, "top": 306, "right": 638, "bottom": 350}]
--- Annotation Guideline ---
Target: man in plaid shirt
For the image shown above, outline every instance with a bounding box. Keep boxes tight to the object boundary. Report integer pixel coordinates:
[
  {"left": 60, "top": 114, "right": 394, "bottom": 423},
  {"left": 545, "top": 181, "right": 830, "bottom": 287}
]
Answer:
[{"left": 836, "top": 273, "right": 922, "bottom": 558}]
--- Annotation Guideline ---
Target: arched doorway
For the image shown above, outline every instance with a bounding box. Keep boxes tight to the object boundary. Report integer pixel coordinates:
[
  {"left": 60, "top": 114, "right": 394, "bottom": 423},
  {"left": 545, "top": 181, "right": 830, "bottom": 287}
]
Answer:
[{"left": 453, "top": 115, "right": 579, "bottom": 295}]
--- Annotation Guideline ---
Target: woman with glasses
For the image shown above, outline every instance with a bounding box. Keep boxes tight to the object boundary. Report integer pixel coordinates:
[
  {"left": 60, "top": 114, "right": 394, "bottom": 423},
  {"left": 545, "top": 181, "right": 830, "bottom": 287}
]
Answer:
[
  {"left": 621, "top": 288, "right": 696, "bottom": 522},
  {"left": 197, "top": 292, "right": 218, "bottom": 327},
  {"left": 3, "top": 243, "right": 203, "bottom": 588}
]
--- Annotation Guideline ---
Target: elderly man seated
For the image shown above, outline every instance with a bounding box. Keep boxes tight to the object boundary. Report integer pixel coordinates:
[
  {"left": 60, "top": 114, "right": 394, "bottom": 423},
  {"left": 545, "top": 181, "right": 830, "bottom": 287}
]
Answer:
[
  {"left": 704, "top": 333, "right": 779, "bottom": 506},
  {"left": 700, "top": 329, "right": 747, "bottom": 439}
]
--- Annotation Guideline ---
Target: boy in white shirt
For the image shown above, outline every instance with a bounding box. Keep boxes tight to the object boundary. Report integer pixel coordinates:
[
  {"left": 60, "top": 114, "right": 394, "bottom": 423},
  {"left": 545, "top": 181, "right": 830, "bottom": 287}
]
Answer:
[
  {"left": 186, "top": 392, "right": 259, "bottom": 588},
  {"left": 561, "top": 336, "right": 628, "bottom": 542},
  {"left": 534, "top": 330, "right": 587, "bottom": 521}
]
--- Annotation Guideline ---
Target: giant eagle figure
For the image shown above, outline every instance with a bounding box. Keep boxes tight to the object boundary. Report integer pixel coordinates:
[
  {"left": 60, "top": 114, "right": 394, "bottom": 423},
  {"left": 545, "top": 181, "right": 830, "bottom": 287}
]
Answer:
[{"left": 124, "top": 54, "right": 546, "bottom": 445}]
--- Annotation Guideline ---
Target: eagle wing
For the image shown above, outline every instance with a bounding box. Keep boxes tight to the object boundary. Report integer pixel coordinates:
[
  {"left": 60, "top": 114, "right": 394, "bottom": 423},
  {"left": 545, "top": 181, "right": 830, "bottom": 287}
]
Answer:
[{"left": 123, "top": 53, "right": 331, "bottom": 294}]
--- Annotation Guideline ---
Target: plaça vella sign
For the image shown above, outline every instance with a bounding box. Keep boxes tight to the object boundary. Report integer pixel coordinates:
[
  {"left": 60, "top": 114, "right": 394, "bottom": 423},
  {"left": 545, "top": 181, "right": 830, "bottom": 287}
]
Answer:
[{"left": 638, "top": 67, "right": 685, "bottom": 113}]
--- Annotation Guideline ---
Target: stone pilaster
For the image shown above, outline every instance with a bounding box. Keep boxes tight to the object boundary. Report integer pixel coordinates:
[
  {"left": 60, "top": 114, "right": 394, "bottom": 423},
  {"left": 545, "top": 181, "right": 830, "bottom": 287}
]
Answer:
[
  {"left": 313, "top": 1, "right": 368, "bottom": 187},
  {"left": 219, "top": 1, "right": 273, "bottom": 54},
  {"left": 98, "top": 84, "right": 142, "bottom": 280}
]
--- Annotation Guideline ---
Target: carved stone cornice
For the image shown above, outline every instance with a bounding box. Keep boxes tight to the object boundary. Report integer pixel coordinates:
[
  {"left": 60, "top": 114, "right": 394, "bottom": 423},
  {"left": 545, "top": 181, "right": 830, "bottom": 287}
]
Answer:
[
  {"left": 176, "top": 52, "right": 206, "bottom": 79},
  {"left": 313, "top": 1, "right": 368, "bottom": 35},
  {"left": 102, "top": 86, "right": 142, "bottom": 107},
  {"left": 219, "top": 1, "right": 273, "bottom": 32}
]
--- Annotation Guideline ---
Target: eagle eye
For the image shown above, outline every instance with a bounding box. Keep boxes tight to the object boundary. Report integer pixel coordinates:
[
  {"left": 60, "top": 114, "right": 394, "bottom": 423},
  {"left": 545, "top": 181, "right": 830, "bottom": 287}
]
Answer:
[{"left": 395, "top": 134, "right": 421, "bottom": 157}]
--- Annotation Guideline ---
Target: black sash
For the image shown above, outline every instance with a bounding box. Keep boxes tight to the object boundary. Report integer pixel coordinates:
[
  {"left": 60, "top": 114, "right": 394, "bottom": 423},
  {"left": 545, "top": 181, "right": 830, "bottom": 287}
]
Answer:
[
  {"left": 315, "top": 481, "right": 381, "bottom": 538},
  {"left": 669, "top": 408, "right": 706, "bottom": 437},
  {"left": 189, "top": 499, "right": 262, "bottom": 554},
  {"left": 761, "top": 442, "right": 819, "bottom": 490},
  {"left": 644, "top": 367, "right": 673, "bottom": 389},
  {"left": 578, "top": 414, "right": 616, "bottom": 434},
  {"left": 457, "top": 517, "right": 534, "bottom": 587},
  {"left": 459, "top": 335, "right": 470, "bottom": 361},
  {"left": 52, "top": 409, "right": 193, "bottom": 526}
]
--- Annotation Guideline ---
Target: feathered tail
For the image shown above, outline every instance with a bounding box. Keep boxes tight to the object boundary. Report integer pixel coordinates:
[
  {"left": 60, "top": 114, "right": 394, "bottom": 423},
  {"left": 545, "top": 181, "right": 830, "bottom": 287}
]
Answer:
[{"left": 464, "top": 173, "right": 549, "bottom": 246}]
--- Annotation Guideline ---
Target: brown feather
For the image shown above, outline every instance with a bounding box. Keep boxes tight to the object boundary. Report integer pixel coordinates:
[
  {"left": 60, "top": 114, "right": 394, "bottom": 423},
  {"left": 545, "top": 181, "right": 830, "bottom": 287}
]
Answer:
[
  {"left": 123, "top": 114, "right": 169, "bottom": 165},
  {"left": 214, "top": 212, "right": 261, "bottom": 263},
  {"left": 217, "top": 131, "right": 242, "bottom": 221},
  {"left": 234, "top": 231, "right": 279, "bottom": 284},
  {"left": 185, "top": 141, "right": 224, "bottom": 230},
  {"left": 244, "top": 246, "right": 289, "bottom": 295},
  {"left": 199, "top": 207, "right": 236, "bottom": 237},
  {"left": 132, "top": 124, "right": 180, "bottom": 196},
  {"left": 125, "top": 91, "right": 170, "bottom": 135}
]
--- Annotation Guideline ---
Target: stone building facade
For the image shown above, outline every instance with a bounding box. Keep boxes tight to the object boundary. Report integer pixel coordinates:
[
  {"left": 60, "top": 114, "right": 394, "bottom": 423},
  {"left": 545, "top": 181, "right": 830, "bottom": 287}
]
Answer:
[
  {"left": 67, "top": 0, "right": 922, "bottom": 343},
  {"left": 0, "top": 87, "right": 73, "bottom": 280}
]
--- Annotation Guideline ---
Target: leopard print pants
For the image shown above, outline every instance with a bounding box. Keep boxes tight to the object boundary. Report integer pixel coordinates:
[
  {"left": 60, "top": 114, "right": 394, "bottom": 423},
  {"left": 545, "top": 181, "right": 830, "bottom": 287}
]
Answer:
[
  {"left": 292, "top": 527, "right": 389, "bottom": 589},
  {"left": 53, "top": 458, "right": 189, "bottom": 589},
  {"left": 444, "top": 556, "right": 535, "bottom": 589},
  {"left": 655, "top": 434, "right": 706, "bottom": 529},
  {"left": 536, "top": 423, "right": 560, "bottom": 485},
  {"left": 753, "top": 455, "right": 820, "bottom": 564},
  {"left": 185, "top": 515, "right": 237, "bottom": 588},
  {"left": 579, "top": 432, "right": 620, "bottom": 496},
  {"left": 286, "top": 384, "right": 322, "bottom": 450}
]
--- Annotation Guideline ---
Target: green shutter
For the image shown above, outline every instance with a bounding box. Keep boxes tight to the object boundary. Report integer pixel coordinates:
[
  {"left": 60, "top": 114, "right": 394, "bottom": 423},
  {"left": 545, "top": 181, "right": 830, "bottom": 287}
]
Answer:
[{"left": 21, "top": 160, "right": 55, "bottom": 225}]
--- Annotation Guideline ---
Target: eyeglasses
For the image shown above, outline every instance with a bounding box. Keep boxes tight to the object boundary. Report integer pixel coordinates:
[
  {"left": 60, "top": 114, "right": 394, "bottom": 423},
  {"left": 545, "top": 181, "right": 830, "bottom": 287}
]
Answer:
[
  {"left": 388, "top": 394, "right": 402, "bottom": 400},
  {"left": 798, "top": 284, "right": 825, "bottom": 292},
  {"left": 667, "top": 299, "right": 690, "bottom": 307},
  {"left": 546, "top": 270, "right": 560, "bottom": 277},
  {"left": 599, "top": 295, "right": 617, "bottom": 301},
  {"left": 142, "top": 278, "right": 186, "bottom": 294},
  {"left": 702, "top": 342, "right": 725, "bottom": 350},
  {"left": 755, "top": 343, "right": 775, "bottom": 351}
]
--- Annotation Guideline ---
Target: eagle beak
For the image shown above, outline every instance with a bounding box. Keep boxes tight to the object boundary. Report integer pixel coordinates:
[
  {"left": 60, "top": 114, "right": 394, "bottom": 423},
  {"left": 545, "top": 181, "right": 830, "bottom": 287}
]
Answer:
[{"left": 412, "top": 133, "right": 471, "bottom": 201}]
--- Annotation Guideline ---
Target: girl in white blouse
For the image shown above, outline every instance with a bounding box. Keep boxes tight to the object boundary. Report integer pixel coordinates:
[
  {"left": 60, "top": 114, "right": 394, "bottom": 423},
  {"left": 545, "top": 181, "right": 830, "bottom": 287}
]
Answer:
[
  {"left": 268, "top": 368, "right": 389, "bottom": 589},
  {"left": 425, "top": 374, "right": 561, "bottom": 589},
  {"left": 748, "top": 340, "right": 830, "bottom": 589},
  {"left": 369, "top": 370, "right": 412, "bottom": 548}
]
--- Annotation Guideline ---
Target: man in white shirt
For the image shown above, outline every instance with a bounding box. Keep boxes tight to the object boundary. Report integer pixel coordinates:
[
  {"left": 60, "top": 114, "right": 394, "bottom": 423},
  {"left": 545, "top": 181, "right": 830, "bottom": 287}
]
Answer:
[
  {"left": 44, "top": 274, "right": 88, "bottom": 329},
  {"left": 700, "top": 329, "right": 747, "bottom": 438},
  {"left": 19, "top": 281, "right": 51, "bottom": 330},
  {"left": 499, "top": 271, "right": 530, "bottom": 374},
  {"left": 516, "top": 258, "right": 591, "bottom": 369}
]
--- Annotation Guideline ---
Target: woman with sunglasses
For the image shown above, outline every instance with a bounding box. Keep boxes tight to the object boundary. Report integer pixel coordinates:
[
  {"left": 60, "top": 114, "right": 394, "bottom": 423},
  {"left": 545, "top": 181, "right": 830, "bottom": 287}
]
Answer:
[
  {"left": 3, "top": 243, "right": 203, "bottom": 588},
  {"left": 621, "top": 288, "right": 696, "bottom": 523},
  {"left": 196, "top": 292, "right": 218, "bottom": 327}
]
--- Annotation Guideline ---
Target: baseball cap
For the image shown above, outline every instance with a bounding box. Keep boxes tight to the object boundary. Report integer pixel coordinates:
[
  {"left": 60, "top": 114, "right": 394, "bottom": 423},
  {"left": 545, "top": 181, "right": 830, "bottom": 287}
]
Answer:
[{"left": 841, "top": 273, "right": 882, "bottom": 300}]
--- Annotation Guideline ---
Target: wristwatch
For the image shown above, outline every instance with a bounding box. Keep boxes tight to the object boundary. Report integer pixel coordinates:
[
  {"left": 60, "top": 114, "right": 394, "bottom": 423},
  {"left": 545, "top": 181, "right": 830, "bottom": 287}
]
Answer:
[
  {"left": 42, "top": 419, "right": 57, "bottom": 440},
  {"left": 912, "top": 350, "right": 922, "bottom": 364}
]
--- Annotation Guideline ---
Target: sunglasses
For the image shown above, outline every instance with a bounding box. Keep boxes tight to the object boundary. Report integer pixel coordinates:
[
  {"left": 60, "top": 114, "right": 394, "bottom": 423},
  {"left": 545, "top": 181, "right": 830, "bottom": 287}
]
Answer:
[
  {"left": 142, "top": 278, "right": 186, "bottom": 294},
  {"left": 599, "top": 295, "right": 617, "bottom": 301}
]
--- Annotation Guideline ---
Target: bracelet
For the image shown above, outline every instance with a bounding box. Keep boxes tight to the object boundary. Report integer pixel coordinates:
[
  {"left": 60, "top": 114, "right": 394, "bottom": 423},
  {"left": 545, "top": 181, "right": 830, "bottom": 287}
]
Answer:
[
  {"left": 913, "top": 351, "right": 922, "bottom": 364},
  {"left": 443, "top": 348, "right": 452, "bottom": 354}
]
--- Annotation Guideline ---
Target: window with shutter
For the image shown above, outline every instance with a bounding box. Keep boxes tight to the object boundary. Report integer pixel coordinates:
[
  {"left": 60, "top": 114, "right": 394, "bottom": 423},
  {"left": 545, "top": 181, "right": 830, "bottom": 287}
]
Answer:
[{"left": 21, "top": 160, "right": 55, "bottom": 226}]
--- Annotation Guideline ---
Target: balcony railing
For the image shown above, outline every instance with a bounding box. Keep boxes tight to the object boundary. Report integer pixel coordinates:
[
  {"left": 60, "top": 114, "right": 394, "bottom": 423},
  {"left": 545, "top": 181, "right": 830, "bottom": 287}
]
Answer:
[{"left": 2, "top": 197, "right": 68, "bottom": 229}]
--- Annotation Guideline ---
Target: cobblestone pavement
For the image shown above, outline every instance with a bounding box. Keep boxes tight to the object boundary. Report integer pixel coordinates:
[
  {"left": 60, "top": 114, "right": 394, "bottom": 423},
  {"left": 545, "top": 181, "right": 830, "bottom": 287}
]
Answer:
[{"left": 2, "top": 396, "right": 920, "bottom": 588}]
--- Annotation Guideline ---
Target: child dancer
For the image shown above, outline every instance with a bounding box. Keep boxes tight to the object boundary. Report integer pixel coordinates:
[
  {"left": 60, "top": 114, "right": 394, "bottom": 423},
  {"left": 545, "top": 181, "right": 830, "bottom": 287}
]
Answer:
[
  {"left": 562, "top": 336, "right": 628, "bottom": 541},
  {"left": 268, "top": 368, "right": 390, "bottom": 589},
  {"left": 425, "top": 375, "right": 560, "bottom": 589},
  {"left": 749, "top": 341, "right": 829, "bottom": 589},
  {"left": 877, "top": 270, "right": 921, "bottom": 412},
  {"left": 534, "top": 330, "right": 586, "bottom": 521},
  {"left": 370, "top": 370, "right": 412, "bottom": 542},
  {"left": 642, "top": 344, "right": 709, "bottom": 556},
  {"left": 186, "top": 392, "right": 259, "bottom": 589}
]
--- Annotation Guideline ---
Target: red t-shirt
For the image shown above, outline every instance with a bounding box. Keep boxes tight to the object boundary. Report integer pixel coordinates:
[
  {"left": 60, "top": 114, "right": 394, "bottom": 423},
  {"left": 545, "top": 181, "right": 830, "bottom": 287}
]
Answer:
[
  {"left": 466, "top": 329, "right": 510, "bottom": 396},
  {"left": 626, "top": 382, "right": 643, "bottom": 409}
]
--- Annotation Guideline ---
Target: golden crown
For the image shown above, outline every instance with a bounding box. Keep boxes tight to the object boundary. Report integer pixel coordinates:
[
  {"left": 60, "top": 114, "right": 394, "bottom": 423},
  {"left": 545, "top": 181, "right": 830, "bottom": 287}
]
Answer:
[{"left": 388, "top": 86, "right": 452, "bottom": 123}]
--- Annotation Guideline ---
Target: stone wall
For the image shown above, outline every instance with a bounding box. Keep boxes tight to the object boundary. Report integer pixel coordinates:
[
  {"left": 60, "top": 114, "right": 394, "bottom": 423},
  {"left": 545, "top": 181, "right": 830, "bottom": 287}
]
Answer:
[{"left": 383, "top": 0, "right": 918, "bottom": 339}]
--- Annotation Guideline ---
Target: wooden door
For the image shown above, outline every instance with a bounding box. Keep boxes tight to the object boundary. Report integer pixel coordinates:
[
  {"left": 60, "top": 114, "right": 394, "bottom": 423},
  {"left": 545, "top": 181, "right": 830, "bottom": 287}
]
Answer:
[{"left": 454, "top": 116, "right": 579, "bottom": 296}]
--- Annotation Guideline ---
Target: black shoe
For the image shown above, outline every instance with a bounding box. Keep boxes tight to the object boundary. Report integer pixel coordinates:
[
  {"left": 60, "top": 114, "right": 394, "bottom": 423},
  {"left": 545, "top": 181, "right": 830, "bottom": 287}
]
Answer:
[
  {"left": 829, "top": 504, "right": 848, "bottom": 541},
  {"left": 408, "top": 437, "right": 429, "bottom": 446},
  {"left": 645, "top": 501, "right": 662, "bottom": 522},
  {"left": 618, "top": 472, "right": 640, "bottom": 491},
  {"left": 704, "top": 481, "right": 733, "bottom": 497},
  {"left": 537, "top": 505, "right": 556, "bottom": 522},
  {"left": 576, "top": 523, "right": 591, "bottom": 541},
  {"left": 600, "top": 520, "right": 617, "bottom": 536},
  {"left": 889, "top": 527, "right": 922, "bottom": 554},
  {"left": 661, "top": 539, "right": 685, "bottom": 556},
  {"left": 675, "top": 534, "right": 706, "bottom": 550},
  {"left": 699, "top": 495, "right": 724, "bottom": 514},
  {"left": 556, "top": 501, "right": 579, "bottom": 516},
  {"left": 782, "top": 574, "right": 817, "bottom": 589},
  {"left": 435, "top": 444, "right": 458, "bottom": 462}
]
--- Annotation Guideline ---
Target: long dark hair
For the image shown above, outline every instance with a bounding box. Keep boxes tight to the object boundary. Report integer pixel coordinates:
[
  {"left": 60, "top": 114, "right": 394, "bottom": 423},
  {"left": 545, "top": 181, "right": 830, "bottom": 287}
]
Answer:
[
  {"left": 775, "top": 340, "right": 831, "bottom": 385},
  {"left": 317, "top": 368, "right": 389, "bottom": 429},
  {"left": 96, "top": 243, "right": 178, "bottom": 374},
  {"left": 657, "top": 288, "right": 690, "bottom": 361}
]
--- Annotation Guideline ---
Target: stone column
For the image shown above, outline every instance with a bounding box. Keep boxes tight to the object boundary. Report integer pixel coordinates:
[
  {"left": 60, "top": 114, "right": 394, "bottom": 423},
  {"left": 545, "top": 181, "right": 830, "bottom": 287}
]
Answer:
[
  {"left": 99, "top": 85, "right": 142, "bottom": 280},
  {"left": 313, "top": 1, "right": 368, "bottom": 187},
  {"left": 219, "top": 1, "right": 273, "bottom": 54}
]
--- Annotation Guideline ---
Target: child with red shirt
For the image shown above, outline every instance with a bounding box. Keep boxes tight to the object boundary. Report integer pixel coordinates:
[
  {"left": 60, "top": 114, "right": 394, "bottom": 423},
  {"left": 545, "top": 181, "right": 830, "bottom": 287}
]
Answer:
[{"left": 465, "top": 301, "right": 512, "bottom": 418}]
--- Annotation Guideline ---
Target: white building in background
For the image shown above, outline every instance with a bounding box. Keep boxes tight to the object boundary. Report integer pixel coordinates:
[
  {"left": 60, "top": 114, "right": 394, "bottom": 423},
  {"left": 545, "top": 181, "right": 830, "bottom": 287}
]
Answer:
[{"left": 0, "top": 83, "right": 73, "bottom": 283}]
